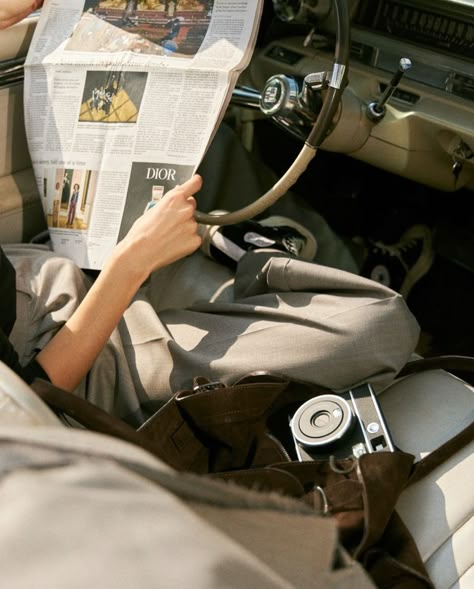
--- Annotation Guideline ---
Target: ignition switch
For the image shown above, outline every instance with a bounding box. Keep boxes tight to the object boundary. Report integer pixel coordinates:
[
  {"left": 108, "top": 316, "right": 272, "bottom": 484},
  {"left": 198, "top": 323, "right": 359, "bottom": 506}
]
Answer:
[{"left": 451, "top": 139, "right": 474, "bottom": 187}]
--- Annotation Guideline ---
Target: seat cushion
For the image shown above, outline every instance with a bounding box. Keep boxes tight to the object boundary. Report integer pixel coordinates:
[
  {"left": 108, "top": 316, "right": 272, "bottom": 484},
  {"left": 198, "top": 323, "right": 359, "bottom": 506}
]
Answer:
[
  {"left": 0, "top": 361, "right": 61, "bottom": 427},
  {"left": 379, "top": 370, "right": 474, "bottom": 589},
  {"left": 0, "top": 168, "right": 46, "bottom": 243}
]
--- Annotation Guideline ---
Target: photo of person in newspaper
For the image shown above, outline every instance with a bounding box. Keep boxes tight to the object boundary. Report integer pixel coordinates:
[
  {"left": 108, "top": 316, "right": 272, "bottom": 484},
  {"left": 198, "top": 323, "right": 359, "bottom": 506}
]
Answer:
[
  {"left": 66, "top": 1, "right": 213, "bottom": 57},
  {"left": 79, "top": 70, "right": 147, "bottom": 124},
  {"left": 43, "top": 168, "right": 98, "bottom": 231},
  {"left": 67, "top": 184, "right": 81, "bottom": 226}
]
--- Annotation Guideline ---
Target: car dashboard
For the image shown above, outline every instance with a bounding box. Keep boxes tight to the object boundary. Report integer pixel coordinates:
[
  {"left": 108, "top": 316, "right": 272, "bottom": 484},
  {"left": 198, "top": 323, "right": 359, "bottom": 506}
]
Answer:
[{"left": 243, "top": 0, "right": 474, "bottom": 193}]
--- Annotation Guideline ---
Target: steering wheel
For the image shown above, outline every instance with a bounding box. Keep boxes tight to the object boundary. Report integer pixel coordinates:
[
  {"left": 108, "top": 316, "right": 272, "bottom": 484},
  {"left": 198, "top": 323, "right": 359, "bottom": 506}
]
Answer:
[{"left": 194, "top": 0, "right": 350, "bottom": 226}]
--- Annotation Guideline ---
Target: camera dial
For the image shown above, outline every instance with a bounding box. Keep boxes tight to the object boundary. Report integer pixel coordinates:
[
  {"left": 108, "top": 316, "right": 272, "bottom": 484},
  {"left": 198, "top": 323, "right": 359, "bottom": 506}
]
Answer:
[{"left": 291, "top": 394, "right": 354, "bottom": 447}]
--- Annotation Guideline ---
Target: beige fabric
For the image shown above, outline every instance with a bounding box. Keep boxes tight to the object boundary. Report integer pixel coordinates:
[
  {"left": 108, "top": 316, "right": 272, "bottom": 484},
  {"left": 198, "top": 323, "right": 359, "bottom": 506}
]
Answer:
[
  {"left": 0, "top": 362, "right": 61, "bottom": 427},
  {"left": 0, "top": 425, "right": 374, "bottom": 589},
  {"left": 0, "top": 21, "right": 41, "bottom": 244},
  {"left": 0, "top": 168, "right": 46, "bottom": 243},
  {"left": 0, "top": 17, "right": 49, "bottom": 243},
  {"left": 0, "top": 17, "right": 38, "bottom": 62},
  {"left": 0, "top": 84, "right": 32, "bottom": 178},
  {"left": 380, "top": 371, "right": 474, "bottom": 589}
]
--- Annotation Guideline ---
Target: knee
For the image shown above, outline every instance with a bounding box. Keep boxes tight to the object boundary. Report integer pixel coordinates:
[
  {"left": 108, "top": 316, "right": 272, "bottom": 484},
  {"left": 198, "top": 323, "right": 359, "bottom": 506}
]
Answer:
[
  {"left": 353, "top": 292, "right": 420, "bottom": 388},
  {"left": 40, "top": 254, "right": 88, "bottom": 291},
  {"left": 381, "top": 292, "right": 420, "bottom": 352}
]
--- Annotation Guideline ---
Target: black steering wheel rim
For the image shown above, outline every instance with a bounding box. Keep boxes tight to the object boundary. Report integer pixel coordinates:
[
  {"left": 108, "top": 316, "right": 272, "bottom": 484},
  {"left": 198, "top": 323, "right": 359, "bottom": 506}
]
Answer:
[{"left": 306, "top": 0, "right": 351, "bottom": 148}]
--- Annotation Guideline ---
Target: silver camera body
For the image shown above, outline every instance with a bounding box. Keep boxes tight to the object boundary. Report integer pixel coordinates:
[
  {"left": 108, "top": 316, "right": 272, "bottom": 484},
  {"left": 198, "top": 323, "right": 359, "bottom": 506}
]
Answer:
[{"left": 290, "top": 383, "right": 395, "bottom": 461}]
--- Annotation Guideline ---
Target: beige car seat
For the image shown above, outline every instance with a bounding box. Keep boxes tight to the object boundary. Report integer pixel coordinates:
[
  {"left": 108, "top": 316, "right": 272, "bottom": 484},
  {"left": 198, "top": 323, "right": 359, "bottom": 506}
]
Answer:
[
  {"left": 379, "top": 370, "right": 474, "bottom": 589},
  {"left": 0, "top": 359, "right": 472, "bottom": 588},
  {"left": 0, "top": 18, "right": 47, "bottom": 244},
  {"left": 0, "top": 361, "right": 61, "bottom": 427}
]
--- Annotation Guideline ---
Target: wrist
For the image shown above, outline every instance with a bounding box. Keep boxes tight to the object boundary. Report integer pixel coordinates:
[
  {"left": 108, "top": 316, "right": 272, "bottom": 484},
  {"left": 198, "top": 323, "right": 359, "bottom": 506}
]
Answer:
[{"left": 106, "top": 240, "right": 150, "bottom": 289}]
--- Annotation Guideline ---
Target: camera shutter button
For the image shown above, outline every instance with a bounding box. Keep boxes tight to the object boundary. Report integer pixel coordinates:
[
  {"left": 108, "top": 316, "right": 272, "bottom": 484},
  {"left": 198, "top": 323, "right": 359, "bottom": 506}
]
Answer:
[{"left": 367, "top": 422, "right": 380, "bottom": 434}]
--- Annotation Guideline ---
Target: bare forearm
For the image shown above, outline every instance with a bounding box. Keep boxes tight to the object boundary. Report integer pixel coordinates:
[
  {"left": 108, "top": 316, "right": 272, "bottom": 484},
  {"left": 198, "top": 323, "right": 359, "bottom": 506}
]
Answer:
[
  {"left": 35, "top": 175, "right": 201, "bottom": 393},
  {"left": 0, "top": 1, "right": 43, "bottom": 29},
  {"left": 35, "top": 249, "right": 147, "bottom": 392}
]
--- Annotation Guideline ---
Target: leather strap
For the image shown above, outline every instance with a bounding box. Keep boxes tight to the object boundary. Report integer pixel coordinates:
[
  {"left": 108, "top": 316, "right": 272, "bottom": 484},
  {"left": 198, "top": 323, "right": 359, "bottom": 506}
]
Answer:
[
  {"left": 399, "top": 355, "right": 474, "bottom": 380},
  {"left": 407, "top": 420, "right": 474, "bottom": 487},
  {"left": 31, "top": 378, "right": 163, "bottom": 459}
]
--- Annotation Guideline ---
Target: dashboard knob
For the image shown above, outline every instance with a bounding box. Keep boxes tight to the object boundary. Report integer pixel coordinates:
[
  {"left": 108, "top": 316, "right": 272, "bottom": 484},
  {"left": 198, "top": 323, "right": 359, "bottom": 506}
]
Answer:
[
  {"left": 259, "top": 74, "right": 325, "bottom": 141},
  {"left": 260, "top": 74, "right": 300, "bottom": 117},
  {"left": 367, "top": 58, "right": 413, "bottom": 122}
]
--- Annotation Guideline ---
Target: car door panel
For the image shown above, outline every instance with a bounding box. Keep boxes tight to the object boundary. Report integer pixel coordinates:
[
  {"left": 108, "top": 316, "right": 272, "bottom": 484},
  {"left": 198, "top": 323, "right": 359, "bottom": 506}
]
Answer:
[{"left": 0, "top": 17, "right": 45, "bottom": 243}]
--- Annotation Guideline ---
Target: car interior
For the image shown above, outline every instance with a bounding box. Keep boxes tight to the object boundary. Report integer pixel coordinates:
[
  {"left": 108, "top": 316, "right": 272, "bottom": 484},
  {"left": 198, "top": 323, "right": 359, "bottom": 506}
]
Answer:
[{"left": 0, "top": 1, "right": 473, "bottom": 587}]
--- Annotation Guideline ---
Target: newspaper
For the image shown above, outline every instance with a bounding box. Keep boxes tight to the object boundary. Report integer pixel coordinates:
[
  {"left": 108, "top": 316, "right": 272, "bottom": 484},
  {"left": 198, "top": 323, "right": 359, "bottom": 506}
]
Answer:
[{"left": 24, "top": 0, "right": 263, "bottom": 269}]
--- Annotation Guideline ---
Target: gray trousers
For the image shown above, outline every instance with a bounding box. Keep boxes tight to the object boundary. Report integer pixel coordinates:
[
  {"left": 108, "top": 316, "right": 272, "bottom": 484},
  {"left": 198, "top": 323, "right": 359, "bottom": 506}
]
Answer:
[{"left": 7, "top": 126, "right": 419, "bottom": 423}]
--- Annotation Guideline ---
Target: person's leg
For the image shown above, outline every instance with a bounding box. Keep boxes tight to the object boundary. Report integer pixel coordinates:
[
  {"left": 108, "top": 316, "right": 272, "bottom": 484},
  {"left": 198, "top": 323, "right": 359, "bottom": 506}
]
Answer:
[
  {"left": 5, "top": 244, "right": 92, "bottom": 398},
  {"left": 93, "top": 124, "right": 418, "bottom": 423},
  {"left": 4, "top": 244, "right": 150, "bottom": 418},
  {"left": 100, "top": 248, "right": 418, "bottom": 425},
  {"left": 196, "top": 123, "right": 359, "bottom": 274},
  {"left": 6, "top": 244, "right": 90, "bottom": 364},
  {"left": 3, "top": 242, "right": 418, "bottom": 428},
  {"left": 165, "top": 251, "right": 419, "bottom": 390}
]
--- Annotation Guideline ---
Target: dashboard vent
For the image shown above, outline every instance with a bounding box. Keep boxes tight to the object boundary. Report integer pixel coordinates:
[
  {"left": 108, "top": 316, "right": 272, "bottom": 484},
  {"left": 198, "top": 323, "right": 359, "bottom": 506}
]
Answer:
[
  {"left": 353, "top": 0, "right": 474, "bottom": 61},
  {"left": 446, "top": 72, "right": 474, "bottom": 101},
  {"left": 350, "top": 41, "right": 374, "bottom": 65}
]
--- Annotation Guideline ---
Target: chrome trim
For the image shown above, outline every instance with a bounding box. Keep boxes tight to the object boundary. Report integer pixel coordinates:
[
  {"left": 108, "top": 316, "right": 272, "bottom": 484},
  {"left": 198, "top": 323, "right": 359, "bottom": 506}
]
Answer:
[
  {"left": 0, "top": 57, "right": 25, "bottom": 88},
  {"left": 314, "top": 485, "right": 330, "bottom": 515},
  {"left": 329, "top": 63, "right": 346, "bottom": 89},
  {"left": 349, "top": 385, "right": 395, "bottom": 453},
  {"left": 231, "top": 85, "right": 262, "bottom": 109}
]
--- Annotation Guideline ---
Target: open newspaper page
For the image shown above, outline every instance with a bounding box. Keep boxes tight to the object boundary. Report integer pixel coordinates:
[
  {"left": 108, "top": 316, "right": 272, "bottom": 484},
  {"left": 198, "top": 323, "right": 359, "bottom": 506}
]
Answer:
[{"left": 24, "top": 0, "right": 263, "bottom": 269}]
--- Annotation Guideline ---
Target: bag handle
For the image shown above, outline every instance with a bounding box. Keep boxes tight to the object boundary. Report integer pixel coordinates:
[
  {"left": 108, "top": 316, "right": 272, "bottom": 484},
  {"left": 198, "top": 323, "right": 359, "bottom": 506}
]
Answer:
[
  {"left": 31, "top": 378, "right": 164, "bottom": 459},
  {"left": 399, "top": 355, "right": 474, "bottom": 380},
  {"left": 407, "top": 420, "right": 474, "bottom": 487}
]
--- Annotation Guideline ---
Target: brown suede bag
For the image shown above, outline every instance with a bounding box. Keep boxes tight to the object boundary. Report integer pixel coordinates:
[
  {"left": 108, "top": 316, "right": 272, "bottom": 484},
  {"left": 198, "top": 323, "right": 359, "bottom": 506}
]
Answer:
[{"left": 32, "top": 355, "right": 474, "bottom": 589}]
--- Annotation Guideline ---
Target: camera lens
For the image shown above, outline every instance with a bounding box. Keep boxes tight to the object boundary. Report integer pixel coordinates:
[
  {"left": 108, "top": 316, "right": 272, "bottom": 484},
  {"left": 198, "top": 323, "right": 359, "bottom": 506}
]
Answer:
[{"left": 291, "top": 394, "right": 353, "bottom": 447}]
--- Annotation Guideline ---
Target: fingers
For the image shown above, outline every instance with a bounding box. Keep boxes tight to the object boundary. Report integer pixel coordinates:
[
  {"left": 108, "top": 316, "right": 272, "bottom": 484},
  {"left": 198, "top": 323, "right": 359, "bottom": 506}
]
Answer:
[
  {"left": 0, "top": 1, "right": 44, "bottom": 29},
  {"left": 180, "top": 174, "right": 203, "bottom": 195},
  {"left": 159, "top": 174, "right": 201, "bottom": 217},
  {"left": 186, "top": 195, "right": 197, "bottom": 209},
  {"left": 167, "top": 174, "right": 202, "bottom": 200},
  {"left": 122, "top": 174, "right": 203, "bottom": 273}
]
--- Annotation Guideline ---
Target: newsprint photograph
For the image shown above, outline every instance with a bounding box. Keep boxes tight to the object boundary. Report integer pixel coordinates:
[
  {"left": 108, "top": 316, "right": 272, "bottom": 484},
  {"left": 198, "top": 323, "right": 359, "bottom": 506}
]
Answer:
[
  {"left": 79, "top": 70, "right": 148, "bottom": 124},
  {"left": 43, "top": 167, "right": 98, "bottom": 231},
  {"left": 66, "top": 1, "right": 214, "bottom": 57}
]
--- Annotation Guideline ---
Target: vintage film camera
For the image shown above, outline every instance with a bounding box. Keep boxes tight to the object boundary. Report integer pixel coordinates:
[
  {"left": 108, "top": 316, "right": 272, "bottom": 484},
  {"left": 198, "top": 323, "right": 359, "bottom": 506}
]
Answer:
[{"left": 290, "top": 384, "right": 395, "bottom": 461}]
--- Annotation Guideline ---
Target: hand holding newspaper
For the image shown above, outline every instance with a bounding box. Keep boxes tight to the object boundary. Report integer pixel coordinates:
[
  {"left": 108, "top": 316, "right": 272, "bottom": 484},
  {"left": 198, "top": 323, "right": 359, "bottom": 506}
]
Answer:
[{"left": 24, "top": 0, "right": 263, "bottom": 269}]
